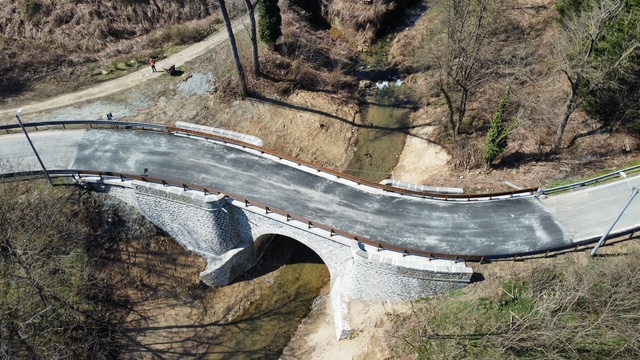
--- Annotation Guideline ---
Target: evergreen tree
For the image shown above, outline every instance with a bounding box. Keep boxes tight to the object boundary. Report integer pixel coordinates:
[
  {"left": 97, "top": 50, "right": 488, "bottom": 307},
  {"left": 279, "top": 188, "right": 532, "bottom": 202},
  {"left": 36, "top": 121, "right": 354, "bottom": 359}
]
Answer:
[
  {"left": 483, "top": 89, "right": 512, "bottom": 166},
  {"left": 258, "top": 0, "right": 282, "bottom": 46}
]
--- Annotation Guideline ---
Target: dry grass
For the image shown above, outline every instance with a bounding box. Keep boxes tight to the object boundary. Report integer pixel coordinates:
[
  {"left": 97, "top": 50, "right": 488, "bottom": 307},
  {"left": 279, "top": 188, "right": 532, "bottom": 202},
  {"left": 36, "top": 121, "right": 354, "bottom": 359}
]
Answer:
[
  {"left": 329, "top": 0, "right": 396, "bottom": 46},
  {"left": 389, "top": 239, "right": 640, "bottom": 359},
  {"left": 251, "top": 8, "right": 357, "bottom": 97},
  {"left": 0, "top": 0, "right": 222, "bottom": 98},
  {"left": 1, "top": 0, "right": 221, "bottom": 52}
]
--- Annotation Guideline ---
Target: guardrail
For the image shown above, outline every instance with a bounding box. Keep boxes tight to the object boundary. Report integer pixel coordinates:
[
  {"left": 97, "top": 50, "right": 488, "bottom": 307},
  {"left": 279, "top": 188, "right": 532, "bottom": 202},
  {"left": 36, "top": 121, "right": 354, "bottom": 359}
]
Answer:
[
  {"left": 2, "top": 122, "right": 638, "bottom": 262},
  {"left": 0, "top": 120, "right": 167, "bottom": 133},
  {"left": 0, "top": 170, "right": 485, "bottom": 261},
  {"left": 0, "top": 120, "right": 537, "bottom": 201},
  {"left": 379, "top": 179, "right": 464, "bottom": 195},
  {"left": 2, "top": 169, "right": 637, "bottom": 263},
  {"left": 541, "top": 164, "right": 640, "bottom": 195},
  {"left": 168, "top": 126, "right": 538, "bottom": 202},
  {"left": 175, "top": 121, "right": 264, "bottom": 147}
]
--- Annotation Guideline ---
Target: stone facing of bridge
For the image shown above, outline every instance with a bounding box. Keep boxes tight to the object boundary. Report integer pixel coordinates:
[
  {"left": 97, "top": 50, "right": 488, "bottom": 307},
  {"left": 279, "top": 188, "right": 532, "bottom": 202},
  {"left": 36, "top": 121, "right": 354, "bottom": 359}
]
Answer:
[{"left": 84, "top": 178, "right": 473, "bottom": 340}]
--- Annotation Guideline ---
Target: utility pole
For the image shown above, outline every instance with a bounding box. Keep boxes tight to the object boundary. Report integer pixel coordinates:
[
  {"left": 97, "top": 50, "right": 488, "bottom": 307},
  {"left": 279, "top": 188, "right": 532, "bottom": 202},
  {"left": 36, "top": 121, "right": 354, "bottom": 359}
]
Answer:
[{"left": 16, "top": 109, "right": 53, "bottom": 185}]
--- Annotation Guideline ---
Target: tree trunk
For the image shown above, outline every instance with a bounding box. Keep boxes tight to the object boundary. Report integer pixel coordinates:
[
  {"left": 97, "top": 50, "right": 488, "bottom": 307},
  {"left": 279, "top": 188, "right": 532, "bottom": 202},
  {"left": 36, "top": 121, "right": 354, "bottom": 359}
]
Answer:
[
  {"left": 554, "top": 77, "right": 581, "bottom": 152},
  {"left": 440, "top": 85, "right": 456, "bottom": 140},
  {"left": 218, "top": 0, "right": 247, "bottom": 97},
  {"left": 243, "top": 0, "right": 260, "bottom": 75},
  {"left": 554, "top": 96, "right": 577, "bottom": 152},
  {"left": 456, "top": 86, "right": 469, "bottom": 137}
]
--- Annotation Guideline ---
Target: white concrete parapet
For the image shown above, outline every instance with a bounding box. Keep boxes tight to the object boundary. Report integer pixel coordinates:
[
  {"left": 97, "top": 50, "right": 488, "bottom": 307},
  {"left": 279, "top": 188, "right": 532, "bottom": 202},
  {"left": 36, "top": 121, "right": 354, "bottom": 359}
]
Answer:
[
  {"left": 352, "top": 242, "right": 473, "bottom": 282},
  {"left": 330, "top": 277, "right": 352, "bottom": 341},
  {"left": 379, "top": 179, "right": 464, "bottom": 195},
  {"left": 175, "top": 121, "right": 264, "bottom": 147}
]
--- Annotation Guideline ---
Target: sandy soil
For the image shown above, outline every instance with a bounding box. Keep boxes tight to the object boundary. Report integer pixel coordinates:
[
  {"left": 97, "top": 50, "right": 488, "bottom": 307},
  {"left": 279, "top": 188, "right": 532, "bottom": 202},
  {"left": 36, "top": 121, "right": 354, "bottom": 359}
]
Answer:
[
  {"left": 392, "top": 107, "right": 451, "bottom": 185},
  {"left": 283, "top": 298, "right": 413, "bottom": 360}
]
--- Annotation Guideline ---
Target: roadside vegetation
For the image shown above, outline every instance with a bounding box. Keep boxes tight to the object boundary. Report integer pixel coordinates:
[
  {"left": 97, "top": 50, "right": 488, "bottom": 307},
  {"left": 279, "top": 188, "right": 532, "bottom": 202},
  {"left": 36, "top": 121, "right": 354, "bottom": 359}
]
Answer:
[
  {"left": 0, "top": 179, "right": 330, "bottom": 358},
  {"left": 389, "top": 243, "right": 640, "bottom": 359},
  {"left": 0, "top": 180, "right": 147, "bottom": 358}
]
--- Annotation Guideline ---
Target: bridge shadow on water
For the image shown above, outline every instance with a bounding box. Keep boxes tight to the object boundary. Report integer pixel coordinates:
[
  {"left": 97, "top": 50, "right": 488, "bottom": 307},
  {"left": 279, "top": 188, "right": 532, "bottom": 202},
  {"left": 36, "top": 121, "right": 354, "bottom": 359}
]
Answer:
[
  {"left": 118, "top": 294, "right": 318, "bottom": 359},
  {"left": 101, "top": 234, "right": 329, "bottom": 359},
  {"left": 235, "top": 235, "right": 326, "bottom": 283}
]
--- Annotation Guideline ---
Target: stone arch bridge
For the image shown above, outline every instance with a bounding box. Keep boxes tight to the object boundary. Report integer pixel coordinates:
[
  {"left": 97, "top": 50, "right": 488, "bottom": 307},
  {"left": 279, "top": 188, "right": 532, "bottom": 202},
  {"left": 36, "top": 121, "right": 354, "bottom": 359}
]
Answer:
[{"left": 1, "top": 121, "right": 639, "bottom": 339}]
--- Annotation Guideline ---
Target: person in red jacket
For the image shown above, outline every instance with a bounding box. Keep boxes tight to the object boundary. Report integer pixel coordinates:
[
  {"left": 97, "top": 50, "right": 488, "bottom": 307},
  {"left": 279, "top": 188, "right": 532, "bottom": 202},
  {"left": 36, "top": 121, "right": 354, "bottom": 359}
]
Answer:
[{"left": 150, "top": 58, "right": 157, "bottom": 73}]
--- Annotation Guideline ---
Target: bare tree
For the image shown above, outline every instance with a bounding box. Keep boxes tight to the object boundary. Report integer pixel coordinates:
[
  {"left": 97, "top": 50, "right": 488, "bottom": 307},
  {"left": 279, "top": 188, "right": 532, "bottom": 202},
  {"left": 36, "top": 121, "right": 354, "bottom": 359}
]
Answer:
[
  {"left": 436, "top": 0, "right": 496, "bottom": 139},
  {"left": 553, "top": 0, "right": 637, "bottom": 151},
  {"left": 0, "top": 182, "right": 123, "bottom": 358},
  {"left": 243, "top": 0, "right": 260, "bottom": 74},
  {"left": 218, "top": 0, "right": 248, "bottom": 97}
]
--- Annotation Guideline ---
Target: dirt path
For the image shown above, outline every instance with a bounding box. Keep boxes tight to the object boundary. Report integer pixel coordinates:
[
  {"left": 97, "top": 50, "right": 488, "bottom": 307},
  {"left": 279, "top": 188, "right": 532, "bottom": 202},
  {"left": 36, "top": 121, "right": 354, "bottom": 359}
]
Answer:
[{"left": 0, "top": 16, "right": 249, "bottom": 119}]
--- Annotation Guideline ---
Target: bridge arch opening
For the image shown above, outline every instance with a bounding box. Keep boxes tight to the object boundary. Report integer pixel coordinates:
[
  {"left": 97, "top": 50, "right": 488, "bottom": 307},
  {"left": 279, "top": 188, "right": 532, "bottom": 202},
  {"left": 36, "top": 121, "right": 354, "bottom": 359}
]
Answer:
[
  {"left": 239, "top": 234, "right": 329, "bottom": 283},
  {"left": 220, "top": 234, "right": 330, "bottom": 354}
]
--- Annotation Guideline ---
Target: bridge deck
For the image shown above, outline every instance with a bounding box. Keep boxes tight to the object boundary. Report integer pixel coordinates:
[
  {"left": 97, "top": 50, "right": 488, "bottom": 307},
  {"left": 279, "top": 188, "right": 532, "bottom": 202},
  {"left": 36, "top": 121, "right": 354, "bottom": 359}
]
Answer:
[{"left": 1, "top": 128, "right": 587, "bottom": 258}]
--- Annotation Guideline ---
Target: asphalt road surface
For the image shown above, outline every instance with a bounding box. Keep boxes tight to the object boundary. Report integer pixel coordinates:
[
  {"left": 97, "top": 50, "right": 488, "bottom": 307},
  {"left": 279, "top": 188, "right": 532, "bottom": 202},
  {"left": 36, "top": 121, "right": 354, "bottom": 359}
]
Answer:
[{"left": 1, "top": 128, "right": 637, "bottom": 258}]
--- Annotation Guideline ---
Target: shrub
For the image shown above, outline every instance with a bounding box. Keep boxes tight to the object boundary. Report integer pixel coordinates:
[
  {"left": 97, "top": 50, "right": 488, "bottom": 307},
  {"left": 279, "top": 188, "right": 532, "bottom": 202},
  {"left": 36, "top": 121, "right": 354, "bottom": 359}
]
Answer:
[
  {"left": 258, "top": 0, "right": 282, "bottom": 46},
  {"left": 21, "top": 0, "right": 43, "bottom": 24},
  {"left": 483, "top": 88, "right": 513, "bottom": 166}
]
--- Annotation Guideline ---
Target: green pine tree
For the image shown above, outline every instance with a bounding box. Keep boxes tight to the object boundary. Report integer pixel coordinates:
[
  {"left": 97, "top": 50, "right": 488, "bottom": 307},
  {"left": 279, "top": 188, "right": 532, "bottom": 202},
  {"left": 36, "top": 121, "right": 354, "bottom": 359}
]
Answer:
[
  {"left": 258, "top": 0, "right": 282, "bottom": 46},
  {"left": 483, "top": 88, "right": 513, "bottom": 166}
]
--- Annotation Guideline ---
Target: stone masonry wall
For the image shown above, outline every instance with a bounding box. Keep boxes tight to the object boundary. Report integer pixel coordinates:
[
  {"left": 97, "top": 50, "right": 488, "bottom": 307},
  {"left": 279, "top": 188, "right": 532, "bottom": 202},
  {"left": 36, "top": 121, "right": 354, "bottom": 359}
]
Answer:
[
  {"left": 86, "top": 180, "right": 472, "bottom": 300},
  {"left": 86, "top": 182, "right": 139, "bottom": 208},
  {"left": 343, "top": 251, "right": 471, "bottom": 300},
  {"left": 237, "top": 208, "right": 353, "bottom": 280},
  {"left": 133, "top": 182, "right": 243, "bottom": 256},
  {"left": 82, "top": 180, "right": 474, "bottom": 340}
]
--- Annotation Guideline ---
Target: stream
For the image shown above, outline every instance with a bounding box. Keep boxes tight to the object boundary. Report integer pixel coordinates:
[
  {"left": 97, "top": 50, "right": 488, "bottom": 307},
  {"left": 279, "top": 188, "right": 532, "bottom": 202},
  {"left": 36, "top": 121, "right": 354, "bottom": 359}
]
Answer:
[
  {"left": 211, "top": 237, "right": 329, "bottom": 359},
  {"left": 345, "top": 34, "right": 415, "bottom": 183}
]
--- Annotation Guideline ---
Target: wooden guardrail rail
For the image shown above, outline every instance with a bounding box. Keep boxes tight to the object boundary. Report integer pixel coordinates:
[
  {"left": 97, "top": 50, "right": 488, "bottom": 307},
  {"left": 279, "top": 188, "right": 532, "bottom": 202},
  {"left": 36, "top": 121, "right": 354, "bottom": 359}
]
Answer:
[{"left": 0, "top": 120, "right": 537, "bottom": 200}]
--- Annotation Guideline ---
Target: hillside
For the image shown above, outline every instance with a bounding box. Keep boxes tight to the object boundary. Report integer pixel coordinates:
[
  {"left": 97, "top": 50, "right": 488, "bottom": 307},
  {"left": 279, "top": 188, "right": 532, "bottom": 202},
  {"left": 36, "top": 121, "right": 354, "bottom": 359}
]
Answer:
[
  {"left": 3, "top": 0, "right": 639, "bottom": 183},
  {"left": 0, "top": 0, "right": 223, "bottom": 99},
  {"left": 1, "top": 0, "right": 640, "bottom": 358}
]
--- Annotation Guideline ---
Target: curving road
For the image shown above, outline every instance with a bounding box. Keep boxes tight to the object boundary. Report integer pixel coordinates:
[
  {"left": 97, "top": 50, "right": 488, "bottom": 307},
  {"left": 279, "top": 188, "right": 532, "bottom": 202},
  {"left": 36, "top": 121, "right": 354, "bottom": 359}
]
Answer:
[{"left": 4, "top": 127, "right": 637, "bottom": 259}]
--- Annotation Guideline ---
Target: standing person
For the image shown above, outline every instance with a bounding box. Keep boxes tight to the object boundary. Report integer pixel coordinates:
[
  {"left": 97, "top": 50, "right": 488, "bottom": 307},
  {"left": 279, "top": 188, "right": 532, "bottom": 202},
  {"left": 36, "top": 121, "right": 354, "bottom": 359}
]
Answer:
[{"left": 150, "top": 58, "right": 157, "bottom": 73}]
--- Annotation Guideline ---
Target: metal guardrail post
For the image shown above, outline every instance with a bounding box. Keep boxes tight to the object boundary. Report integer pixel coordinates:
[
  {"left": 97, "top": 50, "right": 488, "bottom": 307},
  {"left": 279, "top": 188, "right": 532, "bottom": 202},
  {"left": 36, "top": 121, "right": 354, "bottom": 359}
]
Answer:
[
  {"left": 16, "top": 110, "right": 52, "bottom": 186},
  {"left": 591, "top": 187, "right": 639, "bottom": 256}
]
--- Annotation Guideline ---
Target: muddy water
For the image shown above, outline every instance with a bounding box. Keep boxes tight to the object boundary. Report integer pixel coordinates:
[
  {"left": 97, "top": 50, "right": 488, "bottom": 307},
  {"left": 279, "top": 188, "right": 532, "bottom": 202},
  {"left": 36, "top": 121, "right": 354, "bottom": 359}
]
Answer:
[
  {"left": 345, "top": 93, "right": 411, "bottom": 182},
  {"left": 345, "top": 34, "right": 413, "bottom": 183},
  {"left": 211, "top": 237, "right": 329, "bottom": 359}
]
